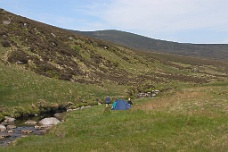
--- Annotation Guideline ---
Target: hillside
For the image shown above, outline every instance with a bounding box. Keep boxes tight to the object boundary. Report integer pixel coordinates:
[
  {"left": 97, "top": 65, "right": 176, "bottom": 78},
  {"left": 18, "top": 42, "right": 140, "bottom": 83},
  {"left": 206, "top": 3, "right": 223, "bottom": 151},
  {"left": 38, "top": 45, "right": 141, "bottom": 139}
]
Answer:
[
  {"left": 1, "top": 9, "right": 227, "bottom": 86},
  {"left": 74, "top": 30, "right": 228, "bottom": 60},
  {"left": 0, "top": 9, "right": 228, "bottom": 116}
]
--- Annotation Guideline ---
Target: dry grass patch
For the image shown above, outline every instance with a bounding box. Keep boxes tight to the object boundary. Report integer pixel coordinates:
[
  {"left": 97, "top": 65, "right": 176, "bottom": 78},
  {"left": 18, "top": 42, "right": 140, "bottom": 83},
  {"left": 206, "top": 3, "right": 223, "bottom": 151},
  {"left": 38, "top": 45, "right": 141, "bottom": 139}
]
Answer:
[
  {"left": 136, "top": 88, "right": 206, "bottom": 111},
  {"left": 135, "top": 85, "right": 228, "bottom": 117}
]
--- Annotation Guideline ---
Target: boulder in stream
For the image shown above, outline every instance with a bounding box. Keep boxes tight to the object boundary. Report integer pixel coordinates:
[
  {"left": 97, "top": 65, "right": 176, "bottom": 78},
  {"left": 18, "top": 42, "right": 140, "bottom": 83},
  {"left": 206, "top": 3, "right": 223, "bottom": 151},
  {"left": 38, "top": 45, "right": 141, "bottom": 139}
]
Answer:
[
  {"left": 7, "top": 125, "right": 17, "bottom": 129},
  {"left": 0, "top": 134, "right": 10, "bottom": 139},
  {"left": 4, "top": 116, "right": 16, "bottom": 124},
  {"left": 21, "top": 129, "right": 33, "bottom": 134},
  {"left": 7, "top": 130, "right": 14, "bottom": 133},
  {"left": 0, "top": 125, "right": 6, "bottom": 132},
  {"left": 25, "top": 120, "right": 37, "bottom": 126},
  {"left": 39, "top": 117, "right": 60, "bottom": 126},
  {"left": 54, "top": 113, "right": 63, "bottom": 120}
]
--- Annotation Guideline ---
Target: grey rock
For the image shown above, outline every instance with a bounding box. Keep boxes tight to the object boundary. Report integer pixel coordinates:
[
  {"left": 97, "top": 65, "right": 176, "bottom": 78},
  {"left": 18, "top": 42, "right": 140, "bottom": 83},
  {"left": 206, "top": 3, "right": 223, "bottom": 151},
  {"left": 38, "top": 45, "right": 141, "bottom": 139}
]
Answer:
[
  {"left": 0, "top": 125, "right": 6, "bottom": 132},
  {"left": 7, "top": 125, "right": 16, "bottom": 129},
  {"left": 3, "top": 20, "right": 11, "bottom": 25},
  {"left": 21, "top": 129, "right": 33, "bottom": 134},
  {"left": 25, "top": 120, "right": 37, "bottom": 126},
  {"left": 4, "top": 116, "right": 16, "bottom": 124},
  {"left": 39, "top": 117, "right": 60, "bottom": 126},
  {"left": 54, "top": 113, "right": 63, "bottom": 120}
]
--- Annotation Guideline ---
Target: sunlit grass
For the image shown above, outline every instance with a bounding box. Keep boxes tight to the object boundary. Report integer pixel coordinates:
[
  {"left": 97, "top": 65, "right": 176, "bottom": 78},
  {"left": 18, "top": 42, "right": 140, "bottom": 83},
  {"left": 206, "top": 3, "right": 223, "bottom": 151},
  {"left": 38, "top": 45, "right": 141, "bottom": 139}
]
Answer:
[
  {"left": 0, "top": 62, "right": 127, "bottom": 119},
  {"left": 1, "top": 82, "right": 227, "bottom": 151}
]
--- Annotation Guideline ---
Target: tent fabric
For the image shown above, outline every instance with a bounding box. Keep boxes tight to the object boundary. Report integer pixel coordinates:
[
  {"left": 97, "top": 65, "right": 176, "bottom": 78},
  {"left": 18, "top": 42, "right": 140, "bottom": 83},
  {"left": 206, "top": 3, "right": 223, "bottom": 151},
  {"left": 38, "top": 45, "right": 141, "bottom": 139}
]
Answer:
[{"left": 111, "top": 99, "right": 131, "bottom": 110}]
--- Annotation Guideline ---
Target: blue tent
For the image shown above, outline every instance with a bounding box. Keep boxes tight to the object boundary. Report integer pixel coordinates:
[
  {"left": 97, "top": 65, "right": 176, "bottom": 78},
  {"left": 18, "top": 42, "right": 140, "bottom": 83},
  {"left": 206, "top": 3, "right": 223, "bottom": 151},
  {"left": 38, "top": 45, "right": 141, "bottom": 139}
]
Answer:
[{"left": 111, "top": 99, "right": 131, "bottom": 110}]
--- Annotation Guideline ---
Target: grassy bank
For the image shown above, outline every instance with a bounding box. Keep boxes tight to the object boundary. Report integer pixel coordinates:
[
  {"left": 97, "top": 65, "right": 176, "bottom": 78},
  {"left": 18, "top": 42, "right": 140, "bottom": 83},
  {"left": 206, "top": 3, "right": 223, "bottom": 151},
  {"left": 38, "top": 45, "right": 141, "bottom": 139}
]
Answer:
[
  {"left": 0, "top": 62, "right": 128, "bottom": 119},
  {"left": 1, "top": 82, "right": 227, "bottom": 151}
]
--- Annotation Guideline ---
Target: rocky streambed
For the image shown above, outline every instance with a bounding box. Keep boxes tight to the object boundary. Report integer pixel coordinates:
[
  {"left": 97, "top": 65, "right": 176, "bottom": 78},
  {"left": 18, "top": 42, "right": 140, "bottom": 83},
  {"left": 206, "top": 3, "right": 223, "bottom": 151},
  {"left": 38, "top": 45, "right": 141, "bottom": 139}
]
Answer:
[
  {"left": 0, "top": 104, "right": 93, "bottom": 146},
  {"left": 0, "top": 113, "right": 64, "bottom": 146}
]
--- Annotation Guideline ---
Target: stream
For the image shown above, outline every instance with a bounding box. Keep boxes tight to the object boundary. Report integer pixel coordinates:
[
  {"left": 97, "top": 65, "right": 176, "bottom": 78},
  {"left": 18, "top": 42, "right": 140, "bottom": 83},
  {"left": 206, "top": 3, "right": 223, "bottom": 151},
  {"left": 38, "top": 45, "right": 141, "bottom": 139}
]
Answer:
[
  {"left": 0, "top": 126, "right": 44, "bottom": 146},
  {"left": 0, "top": 112, "right": 65, "bottom": 146}
]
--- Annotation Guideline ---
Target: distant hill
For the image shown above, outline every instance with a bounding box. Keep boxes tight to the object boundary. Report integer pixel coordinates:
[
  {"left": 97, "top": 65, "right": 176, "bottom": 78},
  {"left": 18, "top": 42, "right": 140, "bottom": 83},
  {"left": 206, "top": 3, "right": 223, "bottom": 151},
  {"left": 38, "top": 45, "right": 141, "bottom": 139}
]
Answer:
[{"left": 74, "top": 30, "right": 228, "bottom": 60}]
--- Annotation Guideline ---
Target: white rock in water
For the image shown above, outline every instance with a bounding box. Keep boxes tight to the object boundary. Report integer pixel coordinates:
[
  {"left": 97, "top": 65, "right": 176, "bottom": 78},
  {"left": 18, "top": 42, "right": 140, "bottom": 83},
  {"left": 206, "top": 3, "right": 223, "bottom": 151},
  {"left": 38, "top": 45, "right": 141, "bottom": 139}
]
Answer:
[
  {"left": 39, "top": 117, "right": 60, "bottom": 126},
  {"left": 4, "top": 116, "right": 16, "bottom": 123},
  {"left": 0, "top": 125, "right": 6, "bottom": 132}
]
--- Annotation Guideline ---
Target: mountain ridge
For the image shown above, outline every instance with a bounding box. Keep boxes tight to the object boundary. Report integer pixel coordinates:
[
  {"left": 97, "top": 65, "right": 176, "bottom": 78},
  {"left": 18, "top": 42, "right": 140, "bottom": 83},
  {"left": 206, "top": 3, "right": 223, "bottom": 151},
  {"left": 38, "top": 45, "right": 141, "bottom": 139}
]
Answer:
[{"left": 74, "top": 30, "right": 228, "bottom": 60}]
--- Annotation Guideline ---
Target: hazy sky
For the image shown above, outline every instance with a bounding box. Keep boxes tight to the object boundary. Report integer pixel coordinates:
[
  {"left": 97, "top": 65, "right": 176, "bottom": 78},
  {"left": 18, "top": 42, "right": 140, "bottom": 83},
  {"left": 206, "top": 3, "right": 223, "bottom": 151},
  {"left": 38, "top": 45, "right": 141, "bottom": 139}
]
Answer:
[{"left": 1, "top": 0, "right": 228, "bottom": 44}]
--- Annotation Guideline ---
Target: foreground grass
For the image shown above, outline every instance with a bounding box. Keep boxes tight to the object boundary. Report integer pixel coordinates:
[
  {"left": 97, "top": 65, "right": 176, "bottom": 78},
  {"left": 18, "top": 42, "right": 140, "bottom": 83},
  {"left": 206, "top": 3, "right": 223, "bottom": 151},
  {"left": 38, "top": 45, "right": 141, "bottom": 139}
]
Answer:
[{"left": 1, "top": 83, "right": 227, "bottom": 152}]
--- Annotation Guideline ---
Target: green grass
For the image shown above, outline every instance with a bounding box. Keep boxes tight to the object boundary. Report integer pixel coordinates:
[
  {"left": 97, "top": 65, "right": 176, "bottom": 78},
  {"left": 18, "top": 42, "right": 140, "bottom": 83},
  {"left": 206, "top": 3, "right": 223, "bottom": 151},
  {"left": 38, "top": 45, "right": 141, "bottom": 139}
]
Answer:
[
  {"left": 0, "top": 62, "right": 127, "bottom": 104},
  {"left": 0, "top": 62, "right": 128, "bottom": 118},
  {"left": 1, "top": 83, "right": 227, "bottom": 152}
]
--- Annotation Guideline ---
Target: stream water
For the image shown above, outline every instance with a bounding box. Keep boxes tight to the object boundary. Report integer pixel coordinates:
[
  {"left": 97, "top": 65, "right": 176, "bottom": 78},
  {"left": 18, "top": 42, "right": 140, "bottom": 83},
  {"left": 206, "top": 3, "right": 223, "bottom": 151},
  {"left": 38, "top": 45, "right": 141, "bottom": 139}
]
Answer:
[
  {"left": 0, "top": 112, "right": 65, "bottom": 146},
  {"left": 0, "top": 125, "right": 44, "bottom": 146}
]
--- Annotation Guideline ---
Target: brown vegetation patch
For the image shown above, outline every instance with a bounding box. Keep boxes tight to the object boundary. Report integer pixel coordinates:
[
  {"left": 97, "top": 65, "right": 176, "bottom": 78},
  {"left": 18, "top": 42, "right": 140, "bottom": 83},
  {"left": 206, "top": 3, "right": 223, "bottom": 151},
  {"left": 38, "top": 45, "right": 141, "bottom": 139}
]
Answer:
[
  {"left": 155, "top": 73, "right": 208, "bottom": 83},
  {"left": 1, "top": 40, "right": 11, "bottom": 47},
  {"left": 7, "top": 50, "right": 34, "bottom": 64}
]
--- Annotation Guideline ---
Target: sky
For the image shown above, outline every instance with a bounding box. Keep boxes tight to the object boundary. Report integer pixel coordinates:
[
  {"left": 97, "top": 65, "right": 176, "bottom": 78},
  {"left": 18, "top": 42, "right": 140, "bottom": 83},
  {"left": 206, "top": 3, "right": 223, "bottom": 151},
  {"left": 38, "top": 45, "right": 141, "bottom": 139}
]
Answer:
[{"left": 0, "top": 0, "right": 228, "bottom": 44}]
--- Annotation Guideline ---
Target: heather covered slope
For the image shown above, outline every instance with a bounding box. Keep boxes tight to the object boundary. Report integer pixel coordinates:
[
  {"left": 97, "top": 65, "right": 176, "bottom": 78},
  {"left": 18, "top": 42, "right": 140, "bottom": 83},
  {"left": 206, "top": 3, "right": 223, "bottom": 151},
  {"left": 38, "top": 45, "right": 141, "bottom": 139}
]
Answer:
[{"left": 1, "top": 9, "right": 227, "bottom": 86}]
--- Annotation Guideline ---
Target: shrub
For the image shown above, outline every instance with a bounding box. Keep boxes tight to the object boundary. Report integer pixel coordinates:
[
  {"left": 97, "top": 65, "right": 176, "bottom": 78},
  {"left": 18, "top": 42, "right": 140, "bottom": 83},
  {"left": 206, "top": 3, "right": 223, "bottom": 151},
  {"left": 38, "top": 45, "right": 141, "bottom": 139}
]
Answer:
[
  {"left": 7, "top": 50, "right": 30, "bottom": 64},
  {"left": 73, "top": 45, "right": 81, "bottom": 52},
  {"left": 1, "top": 40, "right": 11, "bottom": 47}
]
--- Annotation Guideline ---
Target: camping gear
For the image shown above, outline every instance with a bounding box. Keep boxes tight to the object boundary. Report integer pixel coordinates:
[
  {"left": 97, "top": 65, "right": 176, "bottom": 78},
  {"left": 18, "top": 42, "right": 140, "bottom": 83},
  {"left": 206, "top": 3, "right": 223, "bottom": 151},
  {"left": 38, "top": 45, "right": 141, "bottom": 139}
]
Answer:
[{"left": 111, "top": 99, "right": 131, "bottom": 110}]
